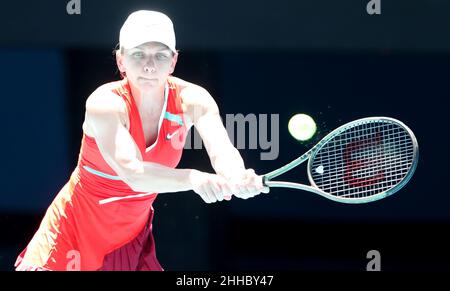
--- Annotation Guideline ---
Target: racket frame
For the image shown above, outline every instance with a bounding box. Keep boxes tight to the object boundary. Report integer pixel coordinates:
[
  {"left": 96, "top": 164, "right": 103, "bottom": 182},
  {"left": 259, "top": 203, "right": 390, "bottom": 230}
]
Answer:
[{"left": 263, "top": 117, "right": 419, "bottom": 203}]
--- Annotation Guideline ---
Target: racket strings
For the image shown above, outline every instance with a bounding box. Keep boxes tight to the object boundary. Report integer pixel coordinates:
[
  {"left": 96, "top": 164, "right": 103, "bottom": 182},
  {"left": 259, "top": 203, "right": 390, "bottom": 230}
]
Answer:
[
  {"left": 315, "top": 147, "right": 414, "bottom": 181},
  {"left": 310, "top": 121, "right": 415, "bottom": 198},
  {"left": 315, "top": 161, "right": 412, "bottom": 190},
  {"left": 320, "top": 125, "right": 411, "bottom": 196}
]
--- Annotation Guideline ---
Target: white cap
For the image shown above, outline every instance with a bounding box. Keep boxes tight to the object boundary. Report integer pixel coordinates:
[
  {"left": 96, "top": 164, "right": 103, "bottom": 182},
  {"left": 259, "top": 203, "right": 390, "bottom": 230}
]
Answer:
[{"left": 119, "top": 10, "right": 176, "bottom": 53}]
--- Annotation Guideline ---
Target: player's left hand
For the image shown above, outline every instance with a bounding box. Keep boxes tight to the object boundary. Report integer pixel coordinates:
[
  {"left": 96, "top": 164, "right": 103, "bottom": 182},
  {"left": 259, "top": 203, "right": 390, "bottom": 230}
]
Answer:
[{"left": 226, "top": 169, "right": 270, "bottom": 200}]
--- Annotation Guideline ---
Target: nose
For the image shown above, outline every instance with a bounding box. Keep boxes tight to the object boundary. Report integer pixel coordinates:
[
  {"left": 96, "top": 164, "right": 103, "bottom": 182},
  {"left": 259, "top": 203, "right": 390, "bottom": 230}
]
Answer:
[
  {"left": 143, "top": 57, "right": 156, "bottom": 73},
  {"left": 144, "top": 66, "right": 156, "bottom": 73}
]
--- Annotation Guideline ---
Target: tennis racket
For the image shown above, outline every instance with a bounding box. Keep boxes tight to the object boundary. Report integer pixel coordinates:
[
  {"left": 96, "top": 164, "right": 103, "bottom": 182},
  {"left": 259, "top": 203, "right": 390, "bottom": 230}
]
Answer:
[{"left": 262, "top": 117, "right": 419, "bottom": 203}]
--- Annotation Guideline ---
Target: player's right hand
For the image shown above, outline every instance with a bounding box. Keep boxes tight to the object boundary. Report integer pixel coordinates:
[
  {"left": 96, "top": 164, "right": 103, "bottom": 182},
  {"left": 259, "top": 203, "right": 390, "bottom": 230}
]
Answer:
[{"left": 189, "top": 170, "right": 234, "bottom": 203}]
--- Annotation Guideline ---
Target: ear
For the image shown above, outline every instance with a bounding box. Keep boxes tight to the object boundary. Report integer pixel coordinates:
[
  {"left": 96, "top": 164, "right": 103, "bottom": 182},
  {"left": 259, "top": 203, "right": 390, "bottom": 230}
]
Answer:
[
  {"left": 116, "top": 50, "right": 126, "bottom": 73},
  {"left": 168, "top": 52, "right": 178, "bottom": 75}
]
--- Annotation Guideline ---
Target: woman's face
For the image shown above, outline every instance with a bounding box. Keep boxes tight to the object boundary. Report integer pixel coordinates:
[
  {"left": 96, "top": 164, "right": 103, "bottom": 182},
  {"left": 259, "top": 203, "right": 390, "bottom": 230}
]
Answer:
[{"left": 117, "top": 42, "right": 177, "bottom": 92}]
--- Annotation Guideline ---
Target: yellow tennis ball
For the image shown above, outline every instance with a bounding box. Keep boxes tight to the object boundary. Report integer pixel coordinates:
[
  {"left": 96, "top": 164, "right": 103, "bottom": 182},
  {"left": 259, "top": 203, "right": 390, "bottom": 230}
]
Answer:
[{"left": 288, "top": 114, "right": 317, "bottom": 141}]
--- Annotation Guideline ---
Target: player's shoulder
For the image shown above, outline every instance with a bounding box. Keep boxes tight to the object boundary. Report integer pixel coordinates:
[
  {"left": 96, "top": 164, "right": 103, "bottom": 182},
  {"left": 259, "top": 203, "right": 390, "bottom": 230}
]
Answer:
[
  {"left": 169, "top": 76, "right": 214, "bottom": 106},
  {"left": 85, "top": 82, "right": 127, "bottom": 115},
  {"left": 168, "top": 76, "right": 193, "bottom": 89}
]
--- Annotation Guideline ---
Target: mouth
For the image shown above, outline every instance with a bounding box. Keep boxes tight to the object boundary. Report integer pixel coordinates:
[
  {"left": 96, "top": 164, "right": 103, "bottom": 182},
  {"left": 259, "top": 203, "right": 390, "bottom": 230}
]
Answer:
[{"left": 138, "top": 77, "right": 158, "bottom": 82}]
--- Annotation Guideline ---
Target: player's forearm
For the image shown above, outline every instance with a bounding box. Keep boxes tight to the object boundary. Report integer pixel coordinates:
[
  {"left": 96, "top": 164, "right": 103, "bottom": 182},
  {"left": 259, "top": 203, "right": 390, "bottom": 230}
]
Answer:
[
  {"left": 121, "top": 161, "right": 197, "bottom": 193},
  {"left": 210, "top": 147, "right": 246, "bottom": 180}
]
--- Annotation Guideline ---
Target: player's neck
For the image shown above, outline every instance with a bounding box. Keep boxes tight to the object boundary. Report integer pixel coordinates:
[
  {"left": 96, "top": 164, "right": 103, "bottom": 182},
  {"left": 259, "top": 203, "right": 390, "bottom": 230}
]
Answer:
[{"left": 129, "top": 83, "right": 165, "bottom": 108}]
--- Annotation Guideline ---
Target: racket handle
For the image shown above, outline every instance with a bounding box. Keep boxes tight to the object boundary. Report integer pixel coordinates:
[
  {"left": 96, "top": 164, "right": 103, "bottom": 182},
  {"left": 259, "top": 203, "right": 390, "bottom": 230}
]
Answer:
[{"left": 262, "top": 175, "right": 269, "bottom": 187}]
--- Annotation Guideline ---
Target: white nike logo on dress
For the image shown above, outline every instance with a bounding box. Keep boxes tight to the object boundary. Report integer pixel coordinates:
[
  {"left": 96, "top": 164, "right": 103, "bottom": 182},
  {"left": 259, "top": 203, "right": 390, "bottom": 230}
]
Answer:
[{"left": 166, "top": 129, "right": 180, "bottom": 140}]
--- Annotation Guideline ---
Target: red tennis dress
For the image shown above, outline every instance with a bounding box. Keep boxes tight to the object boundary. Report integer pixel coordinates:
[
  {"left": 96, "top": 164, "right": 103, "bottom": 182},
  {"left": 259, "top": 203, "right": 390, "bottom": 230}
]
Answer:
[{"left": 15, "top": 77, "right": 188, "bottom": 271}]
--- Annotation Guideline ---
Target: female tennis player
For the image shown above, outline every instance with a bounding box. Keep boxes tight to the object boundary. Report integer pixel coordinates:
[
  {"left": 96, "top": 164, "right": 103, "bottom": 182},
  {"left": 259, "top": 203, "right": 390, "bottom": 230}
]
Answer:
[{"left": 14, "top": 10, "right": 268, "bottom": 271}]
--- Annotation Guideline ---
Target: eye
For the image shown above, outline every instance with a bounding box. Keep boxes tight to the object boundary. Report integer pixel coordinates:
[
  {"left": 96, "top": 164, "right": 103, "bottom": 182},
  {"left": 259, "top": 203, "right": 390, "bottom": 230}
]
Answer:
[
  {"left": 131, "top": 52, "right": 144, "bottom": 58},
  {"left": 155, "top": 53, "right": 170, "bottom": 61}
]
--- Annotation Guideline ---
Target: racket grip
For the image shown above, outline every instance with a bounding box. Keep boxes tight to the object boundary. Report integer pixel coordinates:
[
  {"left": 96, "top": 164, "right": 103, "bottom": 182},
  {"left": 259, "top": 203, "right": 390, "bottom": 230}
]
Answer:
[{"left": 262, "top": 175, "right": 269, "bottom": 187}]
